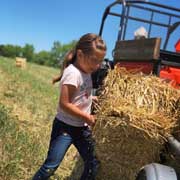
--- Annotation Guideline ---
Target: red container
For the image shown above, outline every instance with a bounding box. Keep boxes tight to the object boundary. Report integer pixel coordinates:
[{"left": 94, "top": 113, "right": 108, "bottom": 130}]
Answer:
[
  {"left": 170, "top": 67, "right": 180, "bottom": 84},
  {"left": 175, "top": 39, "right": 180, "bottom": 53},
  {"left": 160, "top": 67, "right": 180, "bottom": 88},
  {"left": 116, "top": 62, "right": 154, "bottom": 74}
]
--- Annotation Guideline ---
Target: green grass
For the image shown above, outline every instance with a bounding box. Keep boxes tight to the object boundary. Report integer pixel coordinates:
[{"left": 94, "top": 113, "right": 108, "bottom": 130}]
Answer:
[
  {"left": 0, "top": 57, "right": 78, "bottom": 180},
  {"left": 0, "top": 57, "right": 59, "bottom": 123},
  {"left": 0, "top": 104, "right": 44, "bottom": 180}
]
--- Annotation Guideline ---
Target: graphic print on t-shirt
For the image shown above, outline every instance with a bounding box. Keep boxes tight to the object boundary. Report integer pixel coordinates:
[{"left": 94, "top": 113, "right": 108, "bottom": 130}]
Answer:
[{"left": 80, "top": 77, "right": 92, "bottom": 99}]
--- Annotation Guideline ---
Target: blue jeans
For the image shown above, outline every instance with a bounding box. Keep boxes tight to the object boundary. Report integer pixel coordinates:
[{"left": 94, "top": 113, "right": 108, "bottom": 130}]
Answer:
[{"left": 32, "top": 118, "right": 99, "bottom": 180}]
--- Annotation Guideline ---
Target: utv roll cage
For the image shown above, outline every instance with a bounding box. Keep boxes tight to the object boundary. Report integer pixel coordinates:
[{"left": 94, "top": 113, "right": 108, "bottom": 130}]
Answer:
[{"left": 98, "top": 0, "right": 180, "bottom": 67}]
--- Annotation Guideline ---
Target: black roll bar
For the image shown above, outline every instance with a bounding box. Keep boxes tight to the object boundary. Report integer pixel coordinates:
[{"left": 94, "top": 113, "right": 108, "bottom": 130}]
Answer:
[{"left": 99, "top": 0, "right": 180, "bottom": 50}]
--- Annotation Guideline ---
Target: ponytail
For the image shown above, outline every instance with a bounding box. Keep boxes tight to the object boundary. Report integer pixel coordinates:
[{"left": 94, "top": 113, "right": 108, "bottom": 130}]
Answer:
[
  {"left": 52, "top": 49, "right": 76, "bottom": 84},
  {"left": 62, "top": 49, "right": 76, "bottom": 70}
]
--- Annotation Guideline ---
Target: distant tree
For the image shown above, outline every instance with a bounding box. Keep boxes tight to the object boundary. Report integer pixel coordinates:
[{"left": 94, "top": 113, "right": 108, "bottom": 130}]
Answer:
[
  {"left": 15, "top": 45, "right": 23, "bottom": 57},
  {"left": 51, "top": 40, "right": 77, "bottom": 67},
  {"left": 33, "top": 51, "right": 51, "bottom": 65},
  {"left": 50, "top": 41, "right": 62, "bottom": 67},
  {"left": 23, "top": 44, "right": 34, "bottom": 61},
  {"left": 0, "top": 45, "right": 3, "bottom": 56},
  {"left": 0, "top": 44, "right": 23, "bottom": 58},
  {"left": 0, "top": 39, "right": 77, "bottom": 67},
  {"left": 0, "top": 45, "right": 6, "bottom": 56}
]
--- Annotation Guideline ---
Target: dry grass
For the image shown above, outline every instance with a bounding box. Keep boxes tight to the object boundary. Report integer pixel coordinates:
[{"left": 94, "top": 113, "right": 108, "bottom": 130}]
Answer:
[{"left": 0, "top": 57, "right": 79, "bottom": 180}]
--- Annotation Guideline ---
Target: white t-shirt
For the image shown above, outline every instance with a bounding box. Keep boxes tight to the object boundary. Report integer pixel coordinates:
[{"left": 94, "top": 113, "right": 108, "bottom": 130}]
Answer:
[{"left": 56, "top": 64, "right": 92, "bottom": 127}]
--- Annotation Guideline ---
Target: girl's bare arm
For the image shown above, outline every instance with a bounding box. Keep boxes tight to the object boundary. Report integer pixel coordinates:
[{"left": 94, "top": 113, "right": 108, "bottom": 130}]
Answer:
[{"left": 59, "top": 84, "right": 95, "bottom": 126}]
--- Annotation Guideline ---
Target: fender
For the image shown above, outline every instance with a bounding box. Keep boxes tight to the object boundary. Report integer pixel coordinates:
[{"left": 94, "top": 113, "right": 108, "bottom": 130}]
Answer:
[{"left": 136, "top": 163, "right": 178, "bottom": 180}]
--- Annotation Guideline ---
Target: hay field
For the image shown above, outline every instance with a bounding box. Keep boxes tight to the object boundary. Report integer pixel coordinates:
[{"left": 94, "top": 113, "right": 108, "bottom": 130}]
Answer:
[{"left": 0, "top": 57, "right": 79, "bottom": 180}]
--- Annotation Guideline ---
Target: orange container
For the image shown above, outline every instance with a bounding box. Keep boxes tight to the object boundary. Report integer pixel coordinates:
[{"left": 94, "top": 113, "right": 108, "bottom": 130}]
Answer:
[
  {"left": 170, "top": 67, "right": 180, "bottom": 84},
  {"left": 160, "top": 68, "right": 175, "bottom": 81},
  {"left": 160, "top": 67, "right": 180, "bottom": 88},
  {"left": 175, "top": 39, "right": 180, "bottom": 53}
]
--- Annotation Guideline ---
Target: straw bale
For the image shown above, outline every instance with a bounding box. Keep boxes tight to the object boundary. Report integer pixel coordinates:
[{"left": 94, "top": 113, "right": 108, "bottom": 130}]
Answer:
[
  {"left": 15, "top": 57, "right": 27, "bottom": 69},
  {"left": 93, "top": 67, "right": 180, "bottom": 180}
]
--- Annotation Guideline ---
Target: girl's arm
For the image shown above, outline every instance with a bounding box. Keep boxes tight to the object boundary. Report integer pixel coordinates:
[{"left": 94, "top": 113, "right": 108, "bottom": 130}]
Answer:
[
  {"left": 59, "top": 84, "right": 95, "bottom": 126},
  {"left": 52, "top": 75, "right": 61, "bottom": 84}
]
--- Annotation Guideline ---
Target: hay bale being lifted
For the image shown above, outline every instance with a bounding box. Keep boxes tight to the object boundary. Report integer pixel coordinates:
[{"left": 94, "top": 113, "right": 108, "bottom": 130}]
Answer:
[{"left": 93, "top": 67, "right": 180, "bottom": 180}]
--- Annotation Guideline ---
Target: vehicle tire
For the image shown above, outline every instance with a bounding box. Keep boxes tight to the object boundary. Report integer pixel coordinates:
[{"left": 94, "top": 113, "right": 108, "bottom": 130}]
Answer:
[{"left": 136, "top": 169, "right": 147, "bottom": 180}]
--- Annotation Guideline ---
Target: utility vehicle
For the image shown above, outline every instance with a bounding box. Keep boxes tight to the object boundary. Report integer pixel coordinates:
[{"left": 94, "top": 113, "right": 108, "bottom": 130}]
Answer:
[{"left": 92, "top": 1, "right": 180, "bottom": 179}]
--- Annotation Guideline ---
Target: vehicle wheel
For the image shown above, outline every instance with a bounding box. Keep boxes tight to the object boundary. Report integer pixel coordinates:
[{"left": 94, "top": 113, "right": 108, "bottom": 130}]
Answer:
[{"left": 136, "top": 169, "right": 147, "bottom": 180}]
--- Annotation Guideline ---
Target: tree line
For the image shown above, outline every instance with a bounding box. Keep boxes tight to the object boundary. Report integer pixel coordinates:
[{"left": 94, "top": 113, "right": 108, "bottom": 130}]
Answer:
[{"left": 0, "top": 40, "right": 77, "bottom": 68}]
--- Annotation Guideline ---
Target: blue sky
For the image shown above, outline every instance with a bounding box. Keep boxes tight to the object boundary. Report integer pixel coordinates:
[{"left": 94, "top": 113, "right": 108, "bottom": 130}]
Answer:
[{"left": 0, "top": 0, "right": 179, "bottom": 59}]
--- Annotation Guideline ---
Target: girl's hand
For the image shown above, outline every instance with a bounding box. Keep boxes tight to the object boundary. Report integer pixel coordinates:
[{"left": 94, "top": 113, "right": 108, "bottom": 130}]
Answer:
[
  {"left": 86, "top": 114, "right": 95, "bottom": 127},
  {"left": 92, "top": 96, "right": 98, "bottom": 102}
]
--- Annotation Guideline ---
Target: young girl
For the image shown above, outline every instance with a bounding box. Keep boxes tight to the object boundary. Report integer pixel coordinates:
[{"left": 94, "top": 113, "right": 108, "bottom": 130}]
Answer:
[{"left": 33, "top": 33, "right": 106, "bottom": 180}]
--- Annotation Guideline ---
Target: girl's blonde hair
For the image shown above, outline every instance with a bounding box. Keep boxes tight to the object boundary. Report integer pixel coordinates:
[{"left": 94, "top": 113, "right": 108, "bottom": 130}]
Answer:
[{"left": 52, "top": 33, "right": 106, "bottom": 84}]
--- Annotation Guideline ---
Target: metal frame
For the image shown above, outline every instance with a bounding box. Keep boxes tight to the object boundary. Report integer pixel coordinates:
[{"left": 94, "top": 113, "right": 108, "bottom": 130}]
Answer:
[{"left": 99, "top": 0, "right": 180, "bottom": 50}]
